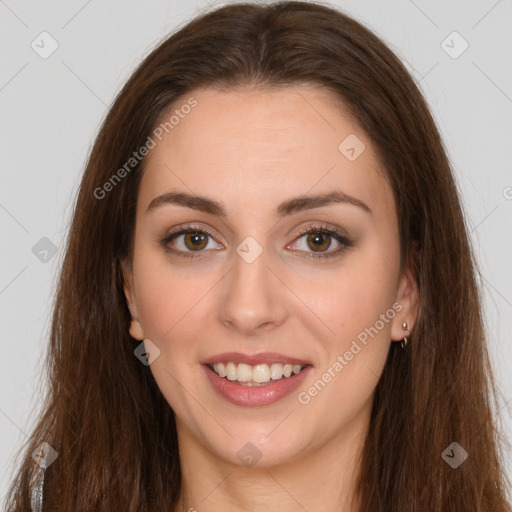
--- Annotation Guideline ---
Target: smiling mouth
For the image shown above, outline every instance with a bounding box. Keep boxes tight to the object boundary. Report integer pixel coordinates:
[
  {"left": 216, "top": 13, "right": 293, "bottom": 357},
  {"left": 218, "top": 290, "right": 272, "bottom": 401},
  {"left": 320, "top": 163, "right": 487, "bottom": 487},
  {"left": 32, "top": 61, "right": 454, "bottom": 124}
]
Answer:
[{"left": 207, "top": 362, "right": 308, "bottom": 386}]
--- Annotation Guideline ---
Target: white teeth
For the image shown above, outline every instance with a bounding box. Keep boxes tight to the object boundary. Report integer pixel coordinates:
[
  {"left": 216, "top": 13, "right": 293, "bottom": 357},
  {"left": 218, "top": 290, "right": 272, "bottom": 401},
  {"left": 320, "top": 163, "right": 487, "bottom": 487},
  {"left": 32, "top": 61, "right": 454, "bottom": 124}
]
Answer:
[
  {"left": 215, "top": 362, "right": 226, "bottom": 378},
  {"left": 270, "top": 363, "right": 283, "bottom": 380},
  {"left": 253, "top": 364, "right": 270, "bottom": 383},
  {"left": 225, "top": 362, "right": 237, "bottom": 381},
  {"left": 237, "top": 363, "right": 253, "bottom": 382},
  {"left": 211, "top": 362, "right": 305, "bottom": 383}
]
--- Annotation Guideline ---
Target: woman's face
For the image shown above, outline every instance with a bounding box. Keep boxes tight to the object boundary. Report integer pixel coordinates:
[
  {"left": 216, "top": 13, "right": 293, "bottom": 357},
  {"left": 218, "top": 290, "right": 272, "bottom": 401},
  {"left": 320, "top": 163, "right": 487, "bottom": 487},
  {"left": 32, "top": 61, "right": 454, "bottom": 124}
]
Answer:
[{"left": 123, "top": 85, "right": 417, "bottom": 468}]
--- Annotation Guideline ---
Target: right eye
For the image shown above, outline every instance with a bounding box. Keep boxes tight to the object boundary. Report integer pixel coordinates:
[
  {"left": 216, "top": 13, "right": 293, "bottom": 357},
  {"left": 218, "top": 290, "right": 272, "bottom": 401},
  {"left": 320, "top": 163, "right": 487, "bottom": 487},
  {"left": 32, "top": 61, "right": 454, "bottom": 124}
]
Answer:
[{"left": 160, "top": 225, "right": 223, "bottom": 259}]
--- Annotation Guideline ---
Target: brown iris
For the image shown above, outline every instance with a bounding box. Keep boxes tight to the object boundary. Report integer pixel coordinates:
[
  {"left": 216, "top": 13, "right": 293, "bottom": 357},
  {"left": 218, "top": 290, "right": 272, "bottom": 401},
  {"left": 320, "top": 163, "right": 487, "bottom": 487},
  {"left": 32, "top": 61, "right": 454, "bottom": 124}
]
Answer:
[
  {"left": 306, "top": 232, "right": 331, "bottom": 252},
  {"left": 184, "top": 231, "right": 208, "bottom": 251}
]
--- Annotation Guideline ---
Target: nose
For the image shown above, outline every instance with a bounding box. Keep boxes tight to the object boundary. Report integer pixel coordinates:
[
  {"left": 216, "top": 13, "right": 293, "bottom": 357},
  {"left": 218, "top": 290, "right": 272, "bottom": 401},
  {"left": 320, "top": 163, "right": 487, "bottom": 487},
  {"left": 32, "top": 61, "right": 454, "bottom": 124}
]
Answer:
[{"left": 218, "top": 244, "right": 288, "bottom": 335}]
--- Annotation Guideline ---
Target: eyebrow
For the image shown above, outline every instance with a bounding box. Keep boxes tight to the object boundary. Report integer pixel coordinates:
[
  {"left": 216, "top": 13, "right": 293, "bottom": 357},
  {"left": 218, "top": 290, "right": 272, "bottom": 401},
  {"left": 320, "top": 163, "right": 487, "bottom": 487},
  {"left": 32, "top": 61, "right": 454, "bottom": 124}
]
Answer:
[{"left": 146, "top": 190, "right": 372, "bottom": 217}]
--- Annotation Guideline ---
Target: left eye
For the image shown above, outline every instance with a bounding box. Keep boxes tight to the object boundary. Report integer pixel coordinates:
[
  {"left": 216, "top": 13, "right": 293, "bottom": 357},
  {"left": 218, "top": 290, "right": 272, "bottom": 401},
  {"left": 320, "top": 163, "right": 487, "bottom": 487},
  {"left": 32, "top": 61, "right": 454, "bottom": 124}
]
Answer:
[
  {"left": 293, "top": 230, "right": 340, "bottom": 252},
  {"left": 288, "top": 227, "right": 352, "bottom": 259}
]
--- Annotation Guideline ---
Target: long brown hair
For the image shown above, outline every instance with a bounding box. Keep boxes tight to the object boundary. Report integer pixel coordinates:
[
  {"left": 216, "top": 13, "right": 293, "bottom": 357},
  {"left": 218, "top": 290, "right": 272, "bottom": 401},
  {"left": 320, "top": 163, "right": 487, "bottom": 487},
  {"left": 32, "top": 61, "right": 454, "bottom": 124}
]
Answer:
[{"left": 4, "top": 2, "right": 511, "bottom": 510}]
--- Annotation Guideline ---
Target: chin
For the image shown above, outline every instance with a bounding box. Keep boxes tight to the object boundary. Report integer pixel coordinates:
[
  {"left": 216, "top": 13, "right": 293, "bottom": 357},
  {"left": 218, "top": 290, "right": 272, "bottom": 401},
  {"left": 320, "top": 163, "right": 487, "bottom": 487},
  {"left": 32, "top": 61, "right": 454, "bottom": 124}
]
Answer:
[{"left": 205, "top": 424, "right": 309, "bottom": 469}]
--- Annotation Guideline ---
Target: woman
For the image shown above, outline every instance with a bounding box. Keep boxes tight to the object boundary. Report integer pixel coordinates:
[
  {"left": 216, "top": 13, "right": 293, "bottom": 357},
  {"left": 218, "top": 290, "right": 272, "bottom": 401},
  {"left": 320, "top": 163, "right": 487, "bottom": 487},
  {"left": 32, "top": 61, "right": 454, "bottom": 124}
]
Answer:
[{"left": 4, "top": 1, "right": 511, "bottom": 511}]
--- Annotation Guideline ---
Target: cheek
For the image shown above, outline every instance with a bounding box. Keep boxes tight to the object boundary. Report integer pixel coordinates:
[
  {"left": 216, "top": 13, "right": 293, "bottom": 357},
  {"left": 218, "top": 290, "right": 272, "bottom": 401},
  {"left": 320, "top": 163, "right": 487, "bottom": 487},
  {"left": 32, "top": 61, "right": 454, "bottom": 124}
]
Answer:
[
  {"left": 308, "top": 250, "right": 399, "bottom": 342},
  {"left": 131, "top": 243, "right": 207, "bottom": 346},
  {"left": 136, "top": 271, "right": 207, "bottom": 347},
  {"left": 296, "top": 265, "right": 398, "bottom": 429}
]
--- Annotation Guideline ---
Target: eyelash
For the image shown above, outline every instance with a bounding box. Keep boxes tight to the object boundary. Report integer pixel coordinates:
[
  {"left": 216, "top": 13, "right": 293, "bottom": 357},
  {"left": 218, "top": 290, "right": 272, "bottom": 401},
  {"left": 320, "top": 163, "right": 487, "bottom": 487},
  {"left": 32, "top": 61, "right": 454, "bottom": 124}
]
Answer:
[{"left": 159, "top": 223, "right": 354, "bottom": 260}]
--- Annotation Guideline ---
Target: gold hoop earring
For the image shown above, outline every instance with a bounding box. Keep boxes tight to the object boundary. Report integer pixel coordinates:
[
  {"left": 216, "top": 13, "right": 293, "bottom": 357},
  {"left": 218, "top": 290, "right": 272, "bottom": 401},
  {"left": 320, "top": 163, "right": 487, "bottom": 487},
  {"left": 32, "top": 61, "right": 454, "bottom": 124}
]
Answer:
[{"left": 401, "top": 321, "right": 409, "bottom": 351}]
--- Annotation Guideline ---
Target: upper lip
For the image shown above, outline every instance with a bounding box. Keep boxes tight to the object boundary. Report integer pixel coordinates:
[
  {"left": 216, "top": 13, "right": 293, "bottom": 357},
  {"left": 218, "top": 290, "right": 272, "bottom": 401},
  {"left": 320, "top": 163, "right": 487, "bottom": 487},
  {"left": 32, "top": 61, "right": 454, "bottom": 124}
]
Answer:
[{"left": 202, "top": 352, "right": 312, "bottom": 367}]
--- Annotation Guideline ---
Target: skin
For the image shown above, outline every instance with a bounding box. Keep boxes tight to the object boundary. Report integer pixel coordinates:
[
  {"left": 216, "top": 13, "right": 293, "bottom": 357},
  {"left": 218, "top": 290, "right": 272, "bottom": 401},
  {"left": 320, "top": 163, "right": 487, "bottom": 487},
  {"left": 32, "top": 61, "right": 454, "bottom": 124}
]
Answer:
[{"left": 122, "top": 84, "right": 419, "bottom": 512}]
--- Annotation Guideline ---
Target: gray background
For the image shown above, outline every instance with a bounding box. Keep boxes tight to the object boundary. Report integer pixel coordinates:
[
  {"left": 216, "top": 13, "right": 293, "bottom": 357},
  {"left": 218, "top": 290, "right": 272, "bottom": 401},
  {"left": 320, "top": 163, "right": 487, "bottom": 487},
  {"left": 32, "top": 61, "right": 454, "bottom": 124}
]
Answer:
[{"left": 1, "top": 0, "right": 511, "bottom": 501}]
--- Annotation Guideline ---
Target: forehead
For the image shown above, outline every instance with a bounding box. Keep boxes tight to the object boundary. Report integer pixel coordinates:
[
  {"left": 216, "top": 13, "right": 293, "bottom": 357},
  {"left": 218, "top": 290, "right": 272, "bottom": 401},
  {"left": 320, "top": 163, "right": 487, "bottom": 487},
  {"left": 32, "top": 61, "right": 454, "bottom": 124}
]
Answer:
[{"left": 138, "top": 85, "right": 394, "bottom": 220}]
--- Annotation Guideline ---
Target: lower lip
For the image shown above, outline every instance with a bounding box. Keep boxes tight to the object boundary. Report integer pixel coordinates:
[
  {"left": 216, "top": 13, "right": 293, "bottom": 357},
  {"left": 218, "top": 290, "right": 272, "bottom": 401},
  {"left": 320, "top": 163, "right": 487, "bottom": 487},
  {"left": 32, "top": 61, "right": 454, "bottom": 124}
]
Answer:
[{"left": 203, "top": 364, "right": 312, "bottom": 407}]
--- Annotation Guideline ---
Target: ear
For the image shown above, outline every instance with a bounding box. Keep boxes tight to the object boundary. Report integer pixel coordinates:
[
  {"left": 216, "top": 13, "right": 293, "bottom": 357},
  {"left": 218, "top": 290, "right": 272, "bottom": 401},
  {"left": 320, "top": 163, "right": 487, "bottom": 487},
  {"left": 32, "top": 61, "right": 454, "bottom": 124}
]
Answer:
[
  {"left": 121, "top": 258, "right": 145, "bottom": 341},
  {"left": 391, "top": 252, "right": 419, "bottom": 342}
]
